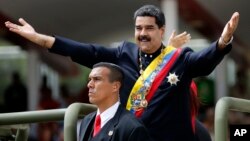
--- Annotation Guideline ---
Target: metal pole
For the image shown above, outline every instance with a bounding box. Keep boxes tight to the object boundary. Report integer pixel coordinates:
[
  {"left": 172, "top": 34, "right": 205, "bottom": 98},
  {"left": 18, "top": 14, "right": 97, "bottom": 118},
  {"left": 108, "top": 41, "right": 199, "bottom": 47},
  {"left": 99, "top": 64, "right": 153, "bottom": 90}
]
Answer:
[
  {"left": 0, "top": 103, "right": 96, "bottom": 141},
  {"left": 0, "top": 109, "right": 66, "bottom": 125},
  {"left": 215, "top": 97, "right": 250, "bottom": 141},
  {"left": 64, "top": 103, "right": 96, "bottom": 141}
]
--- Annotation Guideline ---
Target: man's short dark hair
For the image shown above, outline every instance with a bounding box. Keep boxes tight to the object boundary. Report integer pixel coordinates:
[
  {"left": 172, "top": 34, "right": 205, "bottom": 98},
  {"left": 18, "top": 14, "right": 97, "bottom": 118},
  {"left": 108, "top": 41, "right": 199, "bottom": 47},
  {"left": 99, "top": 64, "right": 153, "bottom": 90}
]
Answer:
[
  {"left": 93, "top": 62, "right": 124, "bottom": 86},
  {"left": 134, "top": 5, "right": 165, "bottom": 28}
]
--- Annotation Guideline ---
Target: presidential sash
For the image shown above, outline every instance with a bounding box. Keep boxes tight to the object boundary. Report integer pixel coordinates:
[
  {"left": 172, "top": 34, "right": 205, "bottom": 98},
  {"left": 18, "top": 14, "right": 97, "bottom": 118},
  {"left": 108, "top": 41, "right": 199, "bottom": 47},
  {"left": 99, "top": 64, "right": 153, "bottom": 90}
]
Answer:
[{"left": 126, "top": 46, "right": 182, "bottom": 117}]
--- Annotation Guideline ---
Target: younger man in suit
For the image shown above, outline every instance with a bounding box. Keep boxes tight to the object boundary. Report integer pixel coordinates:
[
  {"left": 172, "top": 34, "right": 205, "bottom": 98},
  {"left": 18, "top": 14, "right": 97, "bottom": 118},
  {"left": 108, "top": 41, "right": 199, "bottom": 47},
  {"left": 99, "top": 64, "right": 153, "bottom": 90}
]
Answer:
[{"left": 79, "top": 62, "right": 152, "bottom": 141}]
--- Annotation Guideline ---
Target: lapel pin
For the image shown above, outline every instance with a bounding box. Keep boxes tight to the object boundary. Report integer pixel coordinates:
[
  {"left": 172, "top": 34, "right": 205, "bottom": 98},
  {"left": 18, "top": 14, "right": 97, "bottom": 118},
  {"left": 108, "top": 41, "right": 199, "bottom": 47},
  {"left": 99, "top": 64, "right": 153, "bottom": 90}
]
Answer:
[{"left": 108, "top": 130, "right": 113, "bottom": 136}]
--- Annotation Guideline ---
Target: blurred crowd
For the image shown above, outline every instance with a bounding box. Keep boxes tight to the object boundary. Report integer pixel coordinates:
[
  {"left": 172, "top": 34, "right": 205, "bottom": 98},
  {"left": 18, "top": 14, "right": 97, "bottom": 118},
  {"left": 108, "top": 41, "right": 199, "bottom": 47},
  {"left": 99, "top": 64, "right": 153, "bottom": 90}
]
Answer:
[{"left": 0, "top": 72, "right": 89, "bottom": 141}]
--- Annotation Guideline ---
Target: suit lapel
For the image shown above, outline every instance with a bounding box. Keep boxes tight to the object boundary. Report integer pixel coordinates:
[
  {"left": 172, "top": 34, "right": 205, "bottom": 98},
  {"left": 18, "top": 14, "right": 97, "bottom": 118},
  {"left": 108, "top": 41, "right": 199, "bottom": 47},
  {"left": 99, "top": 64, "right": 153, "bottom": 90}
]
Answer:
[
  {"left": 104, "top": 105, "right": 123, "bottom": 138},
  {"left": 94, "top": 105, "right": 124, "bottom": 141},
  {"left": 80, "top": 112, "right": 96, "bottom": 141},
  {"left": 110, "top": 104, "right": 123, "bottom": 127}
]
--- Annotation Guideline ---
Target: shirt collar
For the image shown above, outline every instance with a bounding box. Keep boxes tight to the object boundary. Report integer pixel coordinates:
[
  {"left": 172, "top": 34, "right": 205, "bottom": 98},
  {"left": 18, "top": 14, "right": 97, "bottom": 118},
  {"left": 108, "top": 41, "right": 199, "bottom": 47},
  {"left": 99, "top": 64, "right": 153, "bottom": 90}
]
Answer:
[
  {"left": 141, "top": 43, "right": 164, "bottom": 59},
  {"left": 96, "top": 101, "right": 120, "bottom": 128}
]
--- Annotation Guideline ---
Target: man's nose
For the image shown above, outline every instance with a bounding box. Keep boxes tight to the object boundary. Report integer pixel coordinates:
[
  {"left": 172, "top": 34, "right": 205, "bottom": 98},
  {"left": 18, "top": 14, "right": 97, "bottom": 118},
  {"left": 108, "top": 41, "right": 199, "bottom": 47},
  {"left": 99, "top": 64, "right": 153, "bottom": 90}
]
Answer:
[
  {"left": 140, "top": 28, "right": 148, "bottom": 36},
  {"left": 87, "top": 80, "right": 93, "bottom": 88}
]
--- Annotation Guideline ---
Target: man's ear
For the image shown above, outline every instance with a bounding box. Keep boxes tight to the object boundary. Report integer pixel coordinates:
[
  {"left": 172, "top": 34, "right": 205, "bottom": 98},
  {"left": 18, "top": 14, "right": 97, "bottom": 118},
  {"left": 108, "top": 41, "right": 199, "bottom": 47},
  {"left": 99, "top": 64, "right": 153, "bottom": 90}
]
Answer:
[
  {"left": 112, "top": 81, "right": 121, "bottom": 92},
  {"left": 160, "top": 25, "right": 166, "bottom": 38}
]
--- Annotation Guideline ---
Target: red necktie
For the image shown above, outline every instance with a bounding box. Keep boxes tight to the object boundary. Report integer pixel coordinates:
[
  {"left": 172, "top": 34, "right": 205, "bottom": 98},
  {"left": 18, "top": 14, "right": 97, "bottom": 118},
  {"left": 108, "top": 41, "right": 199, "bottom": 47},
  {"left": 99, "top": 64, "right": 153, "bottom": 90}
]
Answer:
[{"left": 93, "top": 114, "right": 101, "bottom": 137}]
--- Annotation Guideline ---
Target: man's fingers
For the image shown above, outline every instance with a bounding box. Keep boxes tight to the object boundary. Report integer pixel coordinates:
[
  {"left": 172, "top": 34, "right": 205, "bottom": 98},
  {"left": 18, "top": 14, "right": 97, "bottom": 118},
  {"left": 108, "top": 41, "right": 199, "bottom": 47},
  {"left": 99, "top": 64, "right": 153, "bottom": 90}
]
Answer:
[
  {"left": 225, "top": 12, "right": 240, "bottom": 38},
  {"left": 229, "top": 12, "right": 239, "bottom": 30},
  {"left": 5, "top": 21, "right": 17, "bottom": 29},
  {"left": 231, "top": 12, "right": 239, "bottom": 31},
  {"left": 219, "top": 12, "right": 239, "bottom": 48},
  {"left": 19, "top": 18, "right": 28, "bottom": 26},
  {"left": 177, "top": 32, "right": 191, "bottom": 42},
  {"left": 170, "top": 30, "right": 176, "bottom": 38},
  {"left": 5, "top": 21, "right": 23, "bottom": 34},
  {"left": 184, "top": 33, "right": 191, "bottom": 40},
  {"left": 176, "top": 31, "right": 187, "bottom": 38},
  {"left": 231, "top": 12, "right": 240, "bottom": 23}
]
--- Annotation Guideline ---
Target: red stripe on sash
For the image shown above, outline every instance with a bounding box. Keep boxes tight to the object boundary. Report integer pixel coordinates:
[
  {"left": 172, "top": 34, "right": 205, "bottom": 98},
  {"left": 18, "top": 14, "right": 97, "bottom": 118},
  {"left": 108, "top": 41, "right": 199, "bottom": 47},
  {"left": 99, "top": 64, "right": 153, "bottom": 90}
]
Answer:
[
  {"left": 190, "top": 81, "right": 199, "bottom": 133},
  {"left": 135, "top": 48, "right": 182, "bottom": 117}
]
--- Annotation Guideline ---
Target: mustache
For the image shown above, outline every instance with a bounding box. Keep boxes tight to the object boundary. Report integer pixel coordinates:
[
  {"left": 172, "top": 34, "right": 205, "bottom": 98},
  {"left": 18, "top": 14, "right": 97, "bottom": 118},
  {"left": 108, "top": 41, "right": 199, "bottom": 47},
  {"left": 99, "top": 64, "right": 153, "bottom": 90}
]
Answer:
[{"left": 138, "top": 35, "right": 151, "bottom": 41}]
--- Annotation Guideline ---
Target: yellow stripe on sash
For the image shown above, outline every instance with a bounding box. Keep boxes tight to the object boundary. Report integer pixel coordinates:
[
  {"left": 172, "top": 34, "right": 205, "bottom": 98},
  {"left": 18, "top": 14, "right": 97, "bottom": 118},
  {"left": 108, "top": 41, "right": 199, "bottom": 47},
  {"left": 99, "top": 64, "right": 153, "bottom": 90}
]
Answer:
[{"left": 126, "top": 46, "right": 176, "bottom": 110}]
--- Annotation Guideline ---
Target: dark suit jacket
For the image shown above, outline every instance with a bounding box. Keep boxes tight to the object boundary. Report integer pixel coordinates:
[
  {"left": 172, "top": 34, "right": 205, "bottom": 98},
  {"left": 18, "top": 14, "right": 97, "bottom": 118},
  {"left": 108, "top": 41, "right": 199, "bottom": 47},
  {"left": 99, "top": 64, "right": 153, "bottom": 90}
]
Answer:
[
  {"left": 195, "top": 119, "right": 212, "bottom": 141},
  {"left": 79, "top": 105, "right": 152, "bottom": 141},
  {"left": 50, "top": 36, "right": 231, "bottom": 141}
]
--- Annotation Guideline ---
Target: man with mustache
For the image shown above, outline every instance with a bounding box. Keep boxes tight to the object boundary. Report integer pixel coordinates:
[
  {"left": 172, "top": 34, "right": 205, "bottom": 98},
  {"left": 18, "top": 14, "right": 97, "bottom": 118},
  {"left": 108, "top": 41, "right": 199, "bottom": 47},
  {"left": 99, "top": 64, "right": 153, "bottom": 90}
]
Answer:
[
  {"left": 79, "top": 62, "right": 152, "bottom": 141},
  {"left": 5, "top": 4, "right": 239, "bottom": 141}
]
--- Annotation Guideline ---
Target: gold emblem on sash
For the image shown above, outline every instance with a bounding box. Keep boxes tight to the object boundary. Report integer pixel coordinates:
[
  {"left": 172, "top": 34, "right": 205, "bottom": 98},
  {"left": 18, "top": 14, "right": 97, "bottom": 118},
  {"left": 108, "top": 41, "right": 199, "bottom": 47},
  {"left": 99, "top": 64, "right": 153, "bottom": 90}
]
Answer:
[
  {"left": 140, "top": 99, "right": 148, "bottom": 107},
  {"left": 131, "top": 91, "right": 149, "bottom": 111}
]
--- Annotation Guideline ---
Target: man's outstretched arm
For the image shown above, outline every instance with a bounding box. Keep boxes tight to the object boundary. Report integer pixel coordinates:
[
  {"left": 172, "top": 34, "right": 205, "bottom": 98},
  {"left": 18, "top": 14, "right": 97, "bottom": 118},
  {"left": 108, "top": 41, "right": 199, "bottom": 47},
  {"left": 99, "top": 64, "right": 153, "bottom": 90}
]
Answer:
[{"left": 5, "top": 18, "right": 55, "bottom": 49}]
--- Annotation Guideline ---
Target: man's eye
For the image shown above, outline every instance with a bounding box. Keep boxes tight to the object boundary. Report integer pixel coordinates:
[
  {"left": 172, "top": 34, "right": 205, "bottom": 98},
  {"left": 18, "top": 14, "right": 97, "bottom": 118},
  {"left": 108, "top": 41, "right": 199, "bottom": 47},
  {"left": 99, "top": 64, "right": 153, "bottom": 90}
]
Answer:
[
  {"left": 93, "top": 77, "right": 100, "bottom": 81},
  {"left": 135, "top": 27, "right": 142, "bottom": 30},
  {"left": 146, "top": 27, "right": 154, "bottom": 30}
]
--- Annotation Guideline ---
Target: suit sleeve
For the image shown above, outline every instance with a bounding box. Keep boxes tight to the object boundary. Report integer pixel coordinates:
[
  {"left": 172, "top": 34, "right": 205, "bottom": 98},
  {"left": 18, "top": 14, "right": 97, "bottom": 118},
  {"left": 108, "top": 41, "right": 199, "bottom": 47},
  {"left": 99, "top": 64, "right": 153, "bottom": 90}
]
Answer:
[
  {"left": 49, "top": 36, "right": 121, "bottom": 68},
  {"left": 185, "top": 40, "right": 232, "bottom": 78}
]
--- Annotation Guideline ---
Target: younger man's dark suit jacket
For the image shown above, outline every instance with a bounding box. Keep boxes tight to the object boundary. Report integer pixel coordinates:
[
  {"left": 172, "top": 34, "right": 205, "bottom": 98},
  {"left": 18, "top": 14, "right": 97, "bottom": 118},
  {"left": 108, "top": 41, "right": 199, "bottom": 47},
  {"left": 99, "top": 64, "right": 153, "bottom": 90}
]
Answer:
[{"left": 79, "top": 105, "right": 153, "bottom": 141}]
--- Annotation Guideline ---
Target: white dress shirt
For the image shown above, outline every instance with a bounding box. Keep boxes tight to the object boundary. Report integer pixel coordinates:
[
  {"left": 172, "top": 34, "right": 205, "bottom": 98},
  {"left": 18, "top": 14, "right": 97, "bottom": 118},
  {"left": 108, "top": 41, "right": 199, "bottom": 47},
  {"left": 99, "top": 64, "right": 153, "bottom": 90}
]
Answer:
[{"left": 96, "top": 101, "right": 120, "bottom": 128}]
